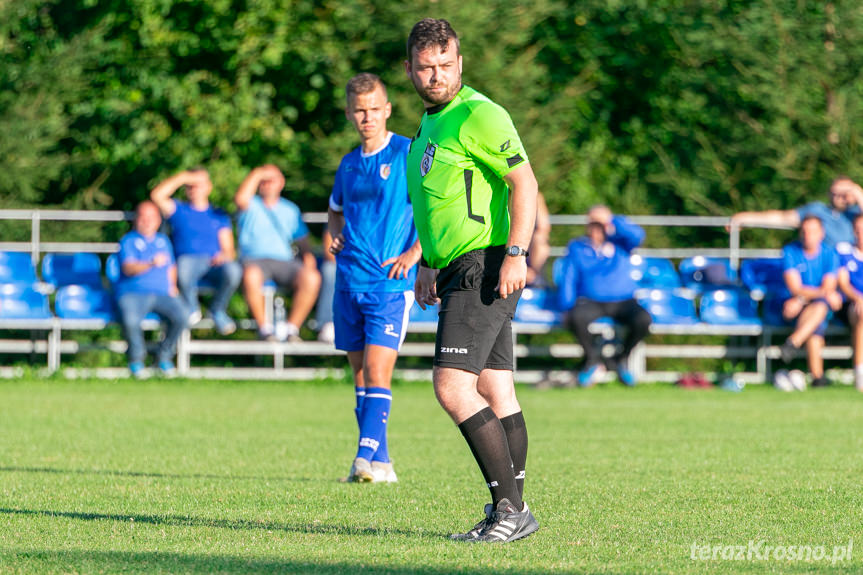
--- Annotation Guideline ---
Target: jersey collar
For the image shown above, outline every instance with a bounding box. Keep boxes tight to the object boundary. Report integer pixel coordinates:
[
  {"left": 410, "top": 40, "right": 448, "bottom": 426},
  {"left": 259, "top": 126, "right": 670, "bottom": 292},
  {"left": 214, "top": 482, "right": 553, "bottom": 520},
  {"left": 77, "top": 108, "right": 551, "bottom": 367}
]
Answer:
[{"left": 360, "top": 131, "right": 393, "bottom": 158}]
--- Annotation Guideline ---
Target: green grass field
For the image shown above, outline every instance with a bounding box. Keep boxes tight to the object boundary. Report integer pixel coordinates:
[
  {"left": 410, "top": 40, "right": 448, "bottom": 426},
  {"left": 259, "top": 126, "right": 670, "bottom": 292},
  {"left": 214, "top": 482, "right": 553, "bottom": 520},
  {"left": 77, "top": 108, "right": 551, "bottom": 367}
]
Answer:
[{"left": 0, "top": 378, "right": 861, "bottom": 574}]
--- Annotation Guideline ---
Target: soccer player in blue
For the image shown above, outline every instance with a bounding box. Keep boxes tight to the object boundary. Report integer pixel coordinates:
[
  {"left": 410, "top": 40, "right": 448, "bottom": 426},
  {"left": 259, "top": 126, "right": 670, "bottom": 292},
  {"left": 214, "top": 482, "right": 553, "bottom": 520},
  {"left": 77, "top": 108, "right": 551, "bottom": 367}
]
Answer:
[
  {"left": 837, "top": 214, "right": 863, "bottom": 391},
  {"left": 328, "top": 73, "right": 422, "bottom": 483},
  {"left": 778, "top": 215, "right": 842, "bottom": 387}
]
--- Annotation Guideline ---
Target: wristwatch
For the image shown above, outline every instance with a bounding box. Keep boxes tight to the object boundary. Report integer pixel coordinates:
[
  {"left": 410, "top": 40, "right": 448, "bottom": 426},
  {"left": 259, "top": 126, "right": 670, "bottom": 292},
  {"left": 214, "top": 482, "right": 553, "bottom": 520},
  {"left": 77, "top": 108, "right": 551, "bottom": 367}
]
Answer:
[{"left": 505, "top": 245, "right": 529, "bottom": 257}]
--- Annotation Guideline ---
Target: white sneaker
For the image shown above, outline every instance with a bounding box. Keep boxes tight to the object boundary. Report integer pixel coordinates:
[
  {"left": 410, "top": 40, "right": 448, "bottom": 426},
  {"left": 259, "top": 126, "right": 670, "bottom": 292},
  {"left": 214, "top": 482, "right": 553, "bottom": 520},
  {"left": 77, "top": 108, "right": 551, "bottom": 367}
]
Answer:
[
  {"left": 371, "top": 460, "right": 398, "bottom": 483},
  {"left": 788, "top": 369, "right": 807, "bottom": 391},
  {"left": 347, "top": 457, "right": 374, "bottom": 483},
  {"left": 188, "top": 308, "right": 203, "bottom": 326},
  {"left": 317, "top": 322, "right": 335, "bottom": 344},
  {"left": 773, "top": 369, "right": 794, "bottom": 392}
]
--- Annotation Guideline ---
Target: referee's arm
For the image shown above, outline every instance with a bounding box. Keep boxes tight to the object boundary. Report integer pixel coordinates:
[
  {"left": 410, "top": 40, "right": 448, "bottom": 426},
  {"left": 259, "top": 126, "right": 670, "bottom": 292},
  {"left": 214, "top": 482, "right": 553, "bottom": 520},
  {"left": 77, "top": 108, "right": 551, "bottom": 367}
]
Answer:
[{"left": 497, "top": 163, "right": 538, "bottom": 299}]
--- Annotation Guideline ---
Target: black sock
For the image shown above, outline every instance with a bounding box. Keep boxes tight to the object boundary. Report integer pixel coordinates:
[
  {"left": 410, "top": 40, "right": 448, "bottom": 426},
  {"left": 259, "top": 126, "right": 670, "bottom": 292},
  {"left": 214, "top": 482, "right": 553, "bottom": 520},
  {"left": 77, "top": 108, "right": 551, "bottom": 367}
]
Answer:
[
  {"left": 500, "top": 411, "right": 527, "bottom": 500},
  {"left": 458, "top": 407, "right": 522, "bottom": 509}
]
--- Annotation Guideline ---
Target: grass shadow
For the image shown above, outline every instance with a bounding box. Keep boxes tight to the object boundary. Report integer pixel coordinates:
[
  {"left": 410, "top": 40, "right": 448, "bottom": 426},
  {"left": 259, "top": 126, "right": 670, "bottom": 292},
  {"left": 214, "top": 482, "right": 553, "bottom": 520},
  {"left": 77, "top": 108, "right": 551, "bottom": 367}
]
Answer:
[
  {"left": 0, "top": 465, "right": 311, "bottom": 483},
  {"left": 0, "top": 506, "right": 441, "bottom": 539}
]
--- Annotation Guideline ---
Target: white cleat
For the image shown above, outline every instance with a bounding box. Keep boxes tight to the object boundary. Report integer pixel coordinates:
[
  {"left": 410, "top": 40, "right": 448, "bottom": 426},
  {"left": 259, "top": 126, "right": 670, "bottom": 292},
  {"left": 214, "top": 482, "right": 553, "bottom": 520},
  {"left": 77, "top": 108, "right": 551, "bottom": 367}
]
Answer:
[
  {"left": 788, "top": 369, "right": 807, "bottom": 391},
  {"left": 371, "top": 460, "right": 398, "bottom": 483},
  {"left": 773, "top": 369, "right": 794, "bottom": 392}
]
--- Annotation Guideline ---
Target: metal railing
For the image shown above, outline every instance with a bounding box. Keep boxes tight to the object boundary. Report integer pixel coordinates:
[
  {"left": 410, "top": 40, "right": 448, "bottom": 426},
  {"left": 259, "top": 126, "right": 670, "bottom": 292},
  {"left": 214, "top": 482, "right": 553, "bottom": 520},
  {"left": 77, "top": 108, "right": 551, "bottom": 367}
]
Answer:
[{"left": 0, "top": 209, "right": 790, "bottom": 267}]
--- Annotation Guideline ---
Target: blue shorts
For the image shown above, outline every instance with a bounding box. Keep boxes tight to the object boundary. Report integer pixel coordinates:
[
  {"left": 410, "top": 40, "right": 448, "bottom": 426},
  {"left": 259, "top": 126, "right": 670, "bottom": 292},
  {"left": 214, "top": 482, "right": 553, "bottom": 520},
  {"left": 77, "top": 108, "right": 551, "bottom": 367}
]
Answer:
[{"left": 334, "top": 290, "right": 414, "bottom": 352}]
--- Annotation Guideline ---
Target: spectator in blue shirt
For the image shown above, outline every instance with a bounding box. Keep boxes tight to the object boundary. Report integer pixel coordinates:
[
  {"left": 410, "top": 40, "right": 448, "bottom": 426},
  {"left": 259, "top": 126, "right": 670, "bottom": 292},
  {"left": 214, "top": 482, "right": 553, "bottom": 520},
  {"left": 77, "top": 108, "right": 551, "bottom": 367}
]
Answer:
[
  {"left": 836, "top": 214, "right": 863, "bottom": 392},
  {"left": 234, "top": 164, "right": 321, "bottom": 341},
  {"left": 557, "top": 205, "right": 652, "bottom": 387},
  {"left": 150, "top": 169, "right": 243, "bottom": 335},
  {"left": 778, "top": 215, "right": 842, "bottom": 387},
  {"left": 729, "top": 176, "right": 863, "bottom": 247},
  {"left": 115, "top": 201, "right": 188, "bottom": 378}
]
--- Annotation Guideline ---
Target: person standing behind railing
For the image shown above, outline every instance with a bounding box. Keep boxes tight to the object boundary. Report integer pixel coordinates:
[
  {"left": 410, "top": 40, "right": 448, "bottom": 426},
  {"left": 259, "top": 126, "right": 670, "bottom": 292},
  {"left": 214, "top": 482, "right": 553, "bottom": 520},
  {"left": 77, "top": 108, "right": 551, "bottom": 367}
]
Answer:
[
  {"left": 115, "top": 201, "right": 188, "bottom": 379},
  {"left": 150, "top": 169, "right": 243, "bottom": 335},
  {"left": 777, "top": 215, "right": 842, "bottom": 387},
  {"left": 836, "top": 214, "right": 863, "bottom": 392},
  {"left": 557, "top": 205, "right": 652, "bottom": 387},
  {"left": 728, "top": 177, "right": 863, "bottom": 247}
]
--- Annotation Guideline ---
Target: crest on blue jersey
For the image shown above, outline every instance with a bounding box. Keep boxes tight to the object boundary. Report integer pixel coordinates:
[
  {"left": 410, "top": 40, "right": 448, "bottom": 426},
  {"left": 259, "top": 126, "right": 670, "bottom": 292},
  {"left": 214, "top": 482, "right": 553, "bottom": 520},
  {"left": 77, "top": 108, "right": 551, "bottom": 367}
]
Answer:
[
  {"left": 421, "top": 142, "right": 437, "bottom": 177},
  {"left": 380, "top": 163, "right": 391, "bottom": 180}
]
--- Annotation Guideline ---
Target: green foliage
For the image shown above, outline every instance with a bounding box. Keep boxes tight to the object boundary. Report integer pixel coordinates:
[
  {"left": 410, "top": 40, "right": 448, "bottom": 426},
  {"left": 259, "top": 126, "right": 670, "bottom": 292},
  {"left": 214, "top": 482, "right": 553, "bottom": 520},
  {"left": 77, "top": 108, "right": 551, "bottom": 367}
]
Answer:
[{"left": 2, "top": 0, "right": 863, "bottom": 248}]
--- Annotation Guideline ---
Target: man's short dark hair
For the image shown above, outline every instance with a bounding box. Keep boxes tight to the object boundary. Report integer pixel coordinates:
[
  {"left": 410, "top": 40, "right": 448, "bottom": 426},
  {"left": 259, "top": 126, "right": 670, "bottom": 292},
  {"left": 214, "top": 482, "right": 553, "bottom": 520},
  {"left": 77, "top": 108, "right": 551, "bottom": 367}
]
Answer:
[
  {"left": 346, "top": 73, "right": 387, "bottom": 106},
  {"left": 801, "top": 214, "right": 823, "bottom": 228},
  {"left": 407, "top": 18, "right": 459, "bottom": 61}
]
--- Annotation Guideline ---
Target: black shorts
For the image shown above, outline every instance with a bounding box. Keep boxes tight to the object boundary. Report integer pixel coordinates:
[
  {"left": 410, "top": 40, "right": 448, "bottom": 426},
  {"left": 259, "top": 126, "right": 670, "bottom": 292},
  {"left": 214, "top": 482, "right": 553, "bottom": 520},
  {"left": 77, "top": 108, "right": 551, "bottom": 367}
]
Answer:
[{"left": 434, "top": 245, "right": 521, "bottom": 374}]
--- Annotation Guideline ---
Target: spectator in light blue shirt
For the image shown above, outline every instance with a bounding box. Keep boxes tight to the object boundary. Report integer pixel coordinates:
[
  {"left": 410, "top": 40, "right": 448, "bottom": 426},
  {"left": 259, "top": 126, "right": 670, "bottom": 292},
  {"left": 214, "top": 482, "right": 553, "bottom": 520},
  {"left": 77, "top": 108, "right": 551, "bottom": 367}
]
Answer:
[
  {"left": 115, "top": 201, "right": 188, "bottom": 378},
  {"left": 557, "top": 205, "right": 652, "bottom": 387},
  {"left": 150, "top": 169, "right": 243, "bottom": 335},
  {"left": 836, "top": 213, "right": 863, "bottom": 391},
  {"left": 235, "top": 164, "right": 321, "bottom": 341},
  {"left": 729, "top": 176, "right": 863, "bottom": 247},
  {"left": 778, "top": 215, "right": 842, "bottom": 387}
]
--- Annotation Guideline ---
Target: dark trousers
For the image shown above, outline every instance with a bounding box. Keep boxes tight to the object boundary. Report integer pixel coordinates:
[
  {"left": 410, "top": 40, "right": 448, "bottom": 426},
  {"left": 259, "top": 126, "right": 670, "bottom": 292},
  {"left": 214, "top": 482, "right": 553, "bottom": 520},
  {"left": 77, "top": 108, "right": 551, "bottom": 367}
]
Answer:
[{"left": 564, "top": 297, "right": 652, "bottom": 366}]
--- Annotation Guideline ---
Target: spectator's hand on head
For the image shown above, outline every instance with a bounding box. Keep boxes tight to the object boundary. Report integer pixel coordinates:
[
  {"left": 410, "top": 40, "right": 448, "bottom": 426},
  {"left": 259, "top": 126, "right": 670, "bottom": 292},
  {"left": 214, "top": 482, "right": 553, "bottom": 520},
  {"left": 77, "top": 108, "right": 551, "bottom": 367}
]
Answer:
[
  {"left": 184, "top": 170, "right": 210, "bottom": 187},
  {"left": 329, "top": 233, "right": 346, "bottom": 255},
  {"left": 152, "top": 253, "right": 169, "bottom": 268},
  {"left": 588, "top": 205, "right": 614, "bottom": 234},
  {"left": 258, "top": 164, "right": 285, "bottom": 193}
]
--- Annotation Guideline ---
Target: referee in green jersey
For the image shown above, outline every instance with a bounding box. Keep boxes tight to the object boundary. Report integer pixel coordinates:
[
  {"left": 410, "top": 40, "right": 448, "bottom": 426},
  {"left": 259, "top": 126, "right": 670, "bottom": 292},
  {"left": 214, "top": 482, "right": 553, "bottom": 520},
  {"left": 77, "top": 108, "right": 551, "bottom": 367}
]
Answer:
[{"left": 405, "top": 18, "right": 539, "bottom": 543}]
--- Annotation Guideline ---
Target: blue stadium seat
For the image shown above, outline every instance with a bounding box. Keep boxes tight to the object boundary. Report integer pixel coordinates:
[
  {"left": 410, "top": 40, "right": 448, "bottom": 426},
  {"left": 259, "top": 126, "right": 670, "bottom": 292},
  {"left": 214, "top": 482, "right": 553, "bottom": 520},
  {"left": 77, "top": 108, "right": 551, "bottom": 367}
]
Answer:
[
  {"left": 0, "top": 283, "right": 52, "bottom": 319},
  {"left": 0, "top": 252, "right": 37, "bottom": 285},
  {"left": 105, "top": 253, "right": 120, "bottom": 285},
  {"left": 762, "top": 294, "right": 789, "bottom": 326},
  {"left": 55, "top": 285, "right": 116, "bottom": 322},
  {"left": 514, "top": 287, "right": 562, "bottom": 325},
  {"left": 409, "top": 301, "right": 439, "bottom": 323},
  {"left": 740, "top": 258, "right": 786, "bottom": 300},
  {"left": 629, "top": 255, "right": 681, "bottom": 289},
  {"left": 678, "top": 256, "right": 735, "bottom": 292},
  {"left": 41, "top": 253, "right": 103, "bottom": 288},
  {"left": 636, "top": 288, "right": 698, "bottom": 325},
  {"left": 700, "top": 287, "right": 761, "bottom": 326}
]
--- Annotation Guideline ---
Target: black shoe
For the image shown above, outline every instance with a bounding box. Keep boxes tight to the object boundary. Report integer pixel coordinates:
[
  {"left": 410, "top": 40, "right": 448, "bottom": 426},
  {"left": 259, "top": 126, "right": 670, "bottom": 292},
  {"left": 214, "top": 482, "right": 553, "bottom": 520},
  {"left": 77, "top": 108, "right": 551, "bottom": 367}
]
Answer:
[
  {"left": 474, "top": 498, "right": 539, "bottom": 543},
  {"left": 811, "top": 376, "right": 831, "bottom": 388},
  {"left": 780, "top": 340, "right": 797, "bottom": 364},
  {"left": 450, "top": 503, "right": 493, "bottom": 541}
]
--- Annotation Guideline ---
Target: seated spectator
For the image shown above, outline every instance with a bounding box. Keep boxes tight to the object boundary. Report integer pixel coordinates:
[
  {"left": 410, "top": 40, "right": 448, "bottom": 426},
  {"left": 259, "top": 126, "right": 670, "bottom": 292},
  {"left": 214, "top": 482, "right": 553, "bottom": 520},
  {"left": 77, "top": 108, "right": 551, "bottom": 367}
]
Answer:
[
  {"left": 235, "top": 164, "right": 321, "bottom": 342},
  {"left": 729, "top": 176, "right": 863, "bottom": 247},
  {"left": 778, "top": 215, "right": 842, "bottom": 387},
  {"left": 150, "top": 169, "right": 242, "bottom": 335},
  {"left": 557, "top": 205, "right": 652, "bottom": 387},
  {"left": 526, "top": 191, "right": 551, "bottom": 286},
  {"left": 836, "top": 214, "right": 863, "bottom": 392},
  {"left": 115, "top": 201, "right": 188, "bottom": 378}
]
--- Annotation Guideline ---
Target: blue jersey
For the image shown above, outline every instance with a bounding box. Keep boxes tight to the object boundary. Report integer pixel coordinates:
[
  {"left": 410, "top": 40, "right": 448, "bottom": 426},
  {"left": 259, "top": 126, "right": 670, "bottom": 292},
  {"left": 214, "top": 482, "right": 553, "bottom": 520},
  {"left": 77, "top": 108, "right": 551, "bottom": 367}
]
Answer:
[
  {"left": 330, "top": 132, "right": 417, "bottom": 293},
  {"left": 782, "top": 240, "right": 839, "bottom": 288},
  {"left": 796, "top": 202, "right": 858, "bottom": 247},
  {"left": 557, "top": 216, "right": 645, "bottom": 308},
  {"left": 839, "top": 246, "right": 863, "bottom": 295},
  {"left": 238, "top": 196, "right": 308, "bottom": 262},
  {"left": 115, "top": 231, "right": 175, "bottom": 297},
  {"left": 168, "top": 201, "right": 231, "bottom": 258}
]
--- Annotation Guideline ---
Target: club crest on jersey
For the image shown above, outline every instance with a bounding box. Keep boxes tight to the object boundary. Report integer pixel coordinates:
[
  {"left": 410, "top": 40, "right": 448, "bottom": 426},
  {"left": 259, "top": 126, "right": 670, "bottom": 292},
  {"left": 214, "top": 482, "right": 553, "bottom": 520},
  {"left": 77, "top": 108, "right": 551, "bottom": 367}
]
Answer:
[
  {"left": 421, "top": 142, "right": 437, "bottom": 177},
  {"left": 380, "top": 163, "right": 391, "bottom": 180}
]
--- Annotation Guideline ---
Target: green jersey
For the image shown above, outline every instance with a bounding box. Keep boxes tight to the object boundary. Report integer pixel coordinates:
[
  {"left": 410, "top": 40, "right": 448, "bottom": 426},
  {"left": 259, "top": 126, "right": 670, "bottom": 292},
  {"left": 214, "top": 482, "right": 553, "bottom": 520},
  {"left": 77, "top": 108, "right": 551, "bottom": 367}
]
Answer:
[{"left": 407, "top": 85, "right": 528, "bottom": 269}]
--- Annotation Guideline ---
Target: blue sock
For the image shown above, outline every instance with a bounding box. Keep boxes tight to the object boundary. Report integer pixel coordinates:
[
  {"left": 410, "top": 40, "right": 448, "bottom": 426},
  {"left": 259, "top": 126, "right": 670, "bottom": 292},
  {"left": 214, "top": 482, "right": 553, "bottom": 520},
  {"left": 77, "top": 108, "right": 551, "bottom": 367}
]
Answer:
[
  {"left": 356, "top": 387, "right": 391, "bottom": 462},
  {"left": 354, "top": 386, "right": 365, "bottom": 431}
]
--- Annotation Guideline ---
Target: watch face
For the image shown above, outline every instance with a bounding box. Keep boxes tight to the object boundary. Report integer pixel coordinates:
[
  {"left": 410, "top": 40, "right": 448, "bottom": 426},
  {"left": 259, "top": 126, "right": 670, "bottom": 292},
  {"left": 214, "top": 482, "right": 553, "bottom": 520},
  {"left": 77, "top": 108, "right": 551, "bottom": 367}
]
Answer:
[{"left": 507, "top": 246, "right": 518, "bottom": 256}]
